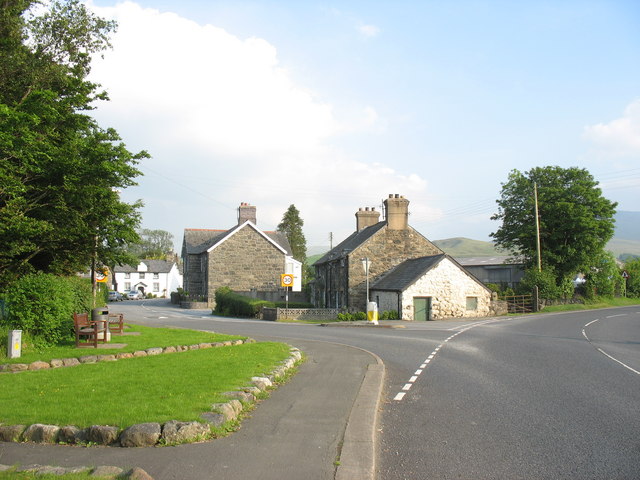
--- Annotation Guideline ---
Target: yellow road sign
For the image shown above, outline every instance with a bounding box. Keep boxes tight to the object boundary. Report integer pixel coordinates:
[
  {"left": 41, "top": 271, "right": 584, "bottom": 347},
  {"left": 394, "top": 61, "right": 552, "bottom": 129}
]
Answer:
[{"left": 281, "top": 274, "right": 294, "bottom": 287}]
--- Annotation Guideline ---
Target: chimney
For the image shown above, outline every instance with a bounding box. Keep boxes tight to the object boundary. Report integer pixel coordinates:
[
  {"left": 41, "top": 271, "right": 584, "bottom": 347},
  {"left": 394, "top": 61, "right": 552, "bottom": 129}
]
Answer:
[
  {"left": 355, "top": 207, "right": 380, "bottom": 231},
  {"left": 238, "top": 202, "right": 257, "bottom": 225},
  {"left": 384, "top": 194, "right": 409, "bottom": 230}
]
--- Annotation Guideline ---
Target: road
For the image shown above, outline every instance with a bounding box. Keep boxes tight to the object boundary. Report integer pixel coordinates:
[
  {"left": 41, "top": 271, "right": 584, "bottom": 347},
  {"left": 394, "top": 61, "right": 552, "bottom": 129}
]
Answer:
[
  {"left": 4, "top": 300, "right": 638, "bottom": 479},
  {"left": 117, "top": 300, "right": 640, "bottom": 479}
]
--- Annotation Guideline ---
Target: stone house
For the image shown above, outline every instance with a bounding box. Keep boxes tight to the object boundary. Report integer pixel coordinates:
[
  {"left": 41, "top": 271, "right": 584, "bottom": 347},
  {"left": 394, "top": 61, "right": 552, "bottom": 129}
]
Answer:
[
  {"left": 113, "top": 259, "right": 182, "bottom": 298},
  {"left": 313, "top": 194, "right": 444, "bottom": 310},
  {"left": 370, "top": 254, "right": 493, "bottom": 320},
  {"left": 181, "top": 203, "right": 301, "bottom": 306}
]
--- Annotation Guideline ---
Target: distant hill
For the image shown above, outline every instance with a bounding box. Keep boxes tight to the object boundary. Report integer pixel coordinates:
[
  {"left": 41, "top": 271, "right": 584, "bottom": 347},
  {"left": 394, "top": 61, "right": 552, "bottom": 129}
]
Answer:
[{"left": 433, "top": 237, "right": 503, "bottom": 257}]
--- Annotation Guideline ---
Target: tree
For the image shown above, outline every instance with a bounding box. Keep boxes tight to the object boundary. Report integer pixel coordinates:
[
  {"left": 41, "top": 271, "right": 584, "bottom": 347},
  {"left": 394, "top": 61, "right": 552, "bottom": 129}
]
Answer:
[
  {"left": 623, "top": 257, "right": 640, "bottom": 297},
  {"left": 0, "top": 0, "right": 146, "bottom": 288},
  {"left": 277, "top": 204, "right": 307, "bottom": 264},
  {"left": 128, "top": 229, "right": 175, "bottom": 259},
  {"left": 491, "top": 166, "right": 617, "bottom": 286}
]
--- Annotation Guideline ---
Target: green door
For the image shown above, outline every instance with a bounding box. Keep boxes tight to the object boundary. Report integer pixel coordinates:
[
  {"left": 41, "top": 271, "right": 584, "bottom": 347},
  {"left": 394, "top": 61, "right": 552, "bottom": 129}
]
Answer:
[{"left": 414, "top": 297, "right": 432, "bottom": 321}]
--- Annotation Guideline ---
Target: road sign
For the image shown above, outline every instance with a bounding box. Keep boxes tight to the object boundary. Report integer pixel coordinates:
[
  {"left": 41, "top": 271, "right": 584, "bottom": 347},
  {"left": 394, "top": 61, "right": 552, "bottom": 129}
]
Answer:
[
  {"left": 622, "top": 271, "right": 630, "bottom": 279},
  {"left": 281, "top": 273, "right": 294, "bottom": 287}
]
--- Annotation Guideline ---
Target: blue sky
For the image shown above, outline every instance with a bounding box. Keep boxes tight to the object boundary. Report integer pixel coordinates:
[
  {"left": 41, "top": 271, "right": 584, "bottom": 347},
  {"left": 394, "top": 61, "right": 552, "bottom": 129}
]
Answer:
[{"left": 86, "top": 0, "right": 640, "bottom": 250}]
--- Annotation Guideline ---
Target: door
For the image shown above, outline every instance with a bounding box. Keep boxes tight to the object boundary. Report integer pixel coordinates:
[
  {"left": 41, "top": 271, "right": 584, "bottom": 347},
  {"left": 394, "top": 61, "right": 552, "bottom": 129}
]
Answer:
[{"left": 414, "top": 297, "right": 432, "bottom": 321}]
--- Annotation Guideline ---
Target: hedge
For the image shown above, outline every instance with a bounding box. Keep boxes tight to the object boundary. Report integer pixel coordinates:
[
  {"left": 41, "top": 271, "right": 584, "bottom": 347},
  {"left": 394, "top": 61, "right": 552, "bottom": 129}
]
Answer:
[{"left": 0, "top": 274, "right": 97, "bottom": 346}]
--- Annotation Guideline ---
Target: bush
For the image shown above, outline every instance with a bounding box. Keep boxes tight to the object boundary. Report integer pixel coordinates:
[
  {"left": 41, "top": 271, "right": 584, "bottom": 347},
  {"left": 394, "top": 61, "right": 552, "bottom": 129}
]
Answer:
[
  {"left": 517, "top": 268, "right": 561, "bottom": 299},
  {"left": 1, "top": 274, "right": 94, "bottom": 346},
  {"left": 213, "top": 287, "right": 272, "bottom": 318},
  {"left": 380, "top": 310, "right": 399, "bottom": 320}
]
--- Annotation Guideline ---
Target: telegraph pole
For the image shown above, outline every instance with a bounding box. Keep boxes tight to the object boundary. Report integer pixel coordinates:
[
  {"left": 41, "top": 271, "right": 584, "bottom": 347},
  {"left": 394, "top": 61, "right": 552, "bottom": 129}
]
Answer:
[{"left": 534, "top": 182, "right": 542, "bottom": 272}]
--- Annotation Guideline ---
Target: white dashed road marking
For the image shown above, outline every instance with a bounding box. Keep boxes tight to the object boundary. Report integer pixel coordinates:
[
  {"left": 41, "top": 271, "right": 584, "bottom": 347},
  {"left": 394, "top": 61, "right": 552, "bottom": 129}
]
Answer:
[
  {"left": 393, "top": 318, "right": 503, "bottom": 401},
  {"left": 582, "top": 315, "right": 639, "bottom": 376}
]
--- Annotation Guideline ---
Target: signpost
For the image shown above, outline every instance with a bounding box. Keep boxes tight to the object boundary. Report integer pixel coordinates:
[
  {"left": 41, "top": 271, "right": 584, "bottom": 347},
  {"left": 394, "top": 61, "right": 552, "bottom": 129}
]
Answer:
[{"left": 281, "top": 274, "right": 294, "bottom": 309}]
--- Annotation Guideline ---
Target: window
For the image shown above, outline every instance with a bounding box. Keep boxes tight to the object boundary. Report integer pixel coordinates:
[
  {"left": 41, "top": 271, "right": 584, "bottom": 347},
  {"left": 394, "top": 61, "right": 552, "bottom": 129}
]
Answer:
[
  {"left": 153, "top": 283, "right": 160, "bottom": 292},
  {"left": 139, "top": 272, "right": 145, "bottom": 279},
  {"left": 124, "top": 282, "right": 131, "bottom": 291},
  {"left": 466, "top": 297, "right": 478, "bottom": 310},
  {"left": 153, "top": 273, "right": 159, "bottom": 279},
  {"left": 124, "top": 273, "right": 130, "bottom": 279}
]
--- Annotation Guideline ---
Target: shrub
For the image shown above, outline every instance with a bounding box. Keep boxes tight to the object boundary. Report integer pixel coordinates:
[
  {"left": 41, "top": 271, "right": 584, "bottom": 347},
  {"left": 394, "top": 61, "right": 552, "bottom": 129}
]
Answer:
[
  {"left": 1, "top": 274, "right": 94, "bottom": 346},
  {"left": 380, "top": 310, "right": 399, "bottom": 320},
  {"left": 517, "top": 268, "right": 561, "bottom": 299},
  {"left": 213, "top": 287, "right": 272, "bottom": 318}
]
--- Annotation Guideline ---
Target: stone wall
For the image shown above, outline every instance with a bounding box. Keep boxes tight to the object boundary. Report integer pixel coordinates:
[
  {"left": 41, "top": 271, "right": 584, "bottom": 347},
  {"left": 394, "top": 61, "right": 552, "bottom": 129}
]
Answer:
[
  {"left": 207, "top": 227, "right": 285, "bottom": 303},
  {"left": 348, "top": 227, "right": 442, "bottom": 311},
  {"left": 263, "top": 308, "right": 340, "bottom": 321},
  {"left": 398, "top": 257, "right": 491, "bottom": 320}
]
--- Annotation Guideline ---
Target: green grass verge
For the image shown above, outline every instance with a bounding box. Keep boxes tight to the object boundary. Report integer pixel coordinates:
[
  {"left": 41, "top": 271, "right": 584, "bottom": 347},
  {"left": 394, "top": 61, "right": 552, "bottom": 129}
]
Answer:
[
  {"left": 541, "top": 296, "right": 640, "bottom": 313},
  {"left": 0, "top": 324, "right": 243, "bottom": 364},
  {"left": 0, "top": 469, "right": 112, "bottom": 480},
  {"left": 0, "top": 342, "right": 291, "bottom": 428},
  {"left": 0, "top": 472, "right": 106, "bottom": 480}
]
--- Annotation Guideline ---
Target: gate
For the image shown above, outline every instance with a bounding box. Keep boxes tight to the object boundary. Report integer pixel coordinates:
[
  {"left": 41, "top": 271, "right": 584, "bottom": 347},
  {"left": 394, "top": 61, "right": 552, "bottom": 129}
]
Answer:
[{"left": 500, "top": 294, "right": 533, "bottom": 314}]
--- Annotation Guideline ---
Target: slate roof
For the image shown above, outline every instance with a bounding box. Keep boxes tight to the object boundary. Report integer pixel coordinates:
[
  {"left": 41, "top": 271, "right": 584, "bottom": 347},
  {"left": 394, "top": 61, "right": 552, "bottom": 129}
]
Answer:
[
  {"left": 182, "top": 224, "right": 293, "bottom": 256},
  {"left": 114, "top": 259, "right": 177, "bottom": 273},
  {"left": 371, "top": 255, "right": 446, "bottom": 291},
  {"left": 455, "top": 256, "right": 523, "bottom": 266},
  {"left": 313, "top": 222, "right": 387, "bottom": 265}
]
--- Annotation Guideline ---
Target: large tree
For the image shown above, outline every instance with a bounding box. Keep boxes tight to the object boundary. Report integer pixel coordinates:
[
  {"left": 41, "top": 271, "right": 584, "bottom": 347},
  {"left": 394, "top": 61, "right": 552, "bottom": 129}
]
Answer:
[
  {"left": 277, "top": 204, "right": 307, "bottom": 263},
  {"left": 491, "top": 166, "right": 617, "bottom": 285},
  {"left": 0, "top": 0, "right": 146, "bottom": 288},
  {"left": 128, "top": 229, "right": 175, "bottom": 260}
]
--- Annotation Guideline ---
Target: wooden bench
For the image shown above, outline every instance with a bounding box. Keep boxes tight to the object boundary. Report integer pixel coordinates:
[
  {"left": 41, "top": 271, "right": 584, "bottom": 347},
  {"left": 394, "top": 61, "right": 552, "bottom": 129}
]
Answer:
[
  {"left": 108, "top": 313, "right": 124, "bottom": 335},
  {"left": 73, "top": 312, "right": 108, "bottom": 348}
]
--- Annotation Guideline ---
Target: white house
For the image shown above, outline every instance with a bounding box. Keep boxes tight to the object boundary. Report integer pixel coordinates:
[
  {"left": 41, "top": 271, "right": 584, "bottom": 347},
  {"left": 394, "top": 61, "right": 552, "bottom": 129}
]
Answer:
[
  {"left": 113, "top": 260, "right": 183, "bottom": 298},
  {"left": 370, "top": 254, "right": 493, "bottom": 320}
]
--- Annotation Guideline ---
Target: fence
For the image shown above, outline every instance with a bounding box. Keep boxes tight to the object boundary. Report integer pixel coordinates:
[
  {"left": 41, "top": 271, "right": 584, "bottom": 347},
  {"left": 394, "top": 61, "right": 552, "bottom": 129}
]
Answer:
[{"left": 262, "top": 308, "right": 340, "bottom": 321}]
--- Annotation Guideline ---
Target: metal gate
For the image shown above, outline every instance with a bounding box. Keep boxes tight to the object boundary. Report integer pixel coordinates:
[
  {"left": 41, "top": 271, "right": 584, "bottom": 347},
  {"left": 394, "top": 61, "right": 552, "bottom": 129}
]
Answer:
[{"left": 500, "top": 294, "right": 533, "bottom": 314}]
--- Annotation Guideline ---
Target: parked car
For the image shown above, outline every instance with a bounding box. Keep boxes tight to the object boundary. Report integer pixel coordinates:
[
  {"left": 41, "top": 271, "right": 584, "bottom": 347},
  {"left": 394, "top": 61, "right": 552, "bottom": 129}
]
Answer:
[
  {"left": 127, "top": 290, "right": 142, "bottom": 300},
  {"left": 108, "top": 291, "right": 123, "bottom": 302}
]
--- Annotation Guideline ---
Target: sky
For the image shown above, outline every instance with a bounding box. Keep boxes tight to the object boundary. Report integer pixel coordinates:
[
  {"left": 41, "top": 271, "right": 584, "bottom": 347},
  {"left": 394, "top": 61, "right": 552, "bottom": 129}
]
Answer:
[{"left": 84, "top": 0, "right": 640, "bottom": 251}]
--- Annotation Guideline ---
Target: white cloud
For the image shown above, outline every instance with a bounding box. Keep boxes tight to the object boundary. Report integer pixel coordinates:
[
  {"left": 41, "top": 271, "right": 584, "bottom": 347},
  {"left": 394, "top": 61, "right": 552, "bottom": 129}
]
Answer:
[
  {"left": 583, "top": 99, "right": 640, "bottom": 157},
  {"left": 85, "top": 1, "right": 430, "bottom": 245},
  {"left": 358, "top": 24, "right": 380, "bottom": 38}
]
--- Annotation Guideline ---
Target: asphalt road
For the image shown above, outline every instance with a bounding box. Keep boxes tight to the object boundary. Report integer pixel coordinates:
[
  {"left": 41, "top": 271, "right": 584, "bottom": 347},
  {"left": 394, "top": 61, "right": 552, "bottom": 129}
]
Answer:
[{"left": 108, "top": 301, "right": 640, "bottom": 479}]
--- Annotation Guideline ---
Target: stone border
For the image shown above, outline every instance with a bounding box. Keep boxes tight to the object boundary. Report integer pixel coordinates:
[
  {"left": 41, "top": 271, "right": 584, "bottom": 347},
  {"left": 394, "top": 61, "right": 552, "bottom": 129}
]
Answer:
[
  {"left": 0, "top": 339, "right": 249, "bottom": 373},
  {"left": 0, "top": 345, "right": 303, "bottom": 448}
]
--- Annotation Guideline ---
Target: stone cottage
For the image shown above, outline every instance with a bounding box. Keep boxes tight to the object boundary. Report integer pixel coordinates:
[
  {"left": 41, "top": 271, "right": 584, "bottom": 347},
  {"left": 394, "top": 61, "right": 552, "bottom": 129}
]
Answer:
[
  {"left": 182, "top": 203, "right": 301, "bottom": 306},
  {"left": 313, "top": 194, "right": 444, "bottom": 310},
  {"left": 370, "top": 254, "right": 493, "bottom": 320}
]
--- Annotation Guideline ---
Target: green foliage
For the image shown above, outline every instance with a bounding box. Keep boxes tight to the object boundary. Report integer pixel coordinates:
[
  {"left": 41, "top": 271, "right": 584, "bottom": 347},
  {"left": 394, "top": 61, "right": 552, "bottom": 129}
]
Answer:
[
  {"left": 214, "top": 287, "right": 271, "bottom": 318},
  {"left": 277, "top": 204, "right": 307, "bottom": 262},
  {"left": 128, "top": 228, "right": 175, "bottom": 259},
  {"left": 1, "top": 273, "right": 94, "bottom": 346},
  {"left": 517, "top": 268, "right": 562, "bottom": 299},
  {"left": 491, "top": 166, "right": 617, "bottom": 286},
  {"left": 624, "top": 257, "right": 640, "bottom": 297},
  {"left": 379, "top": 310, "right": 399, "bottom": 320},
  {"left": 0, "top": 0, "right": 146, "bottom": 288},
  {"left": 583, "top": 251, "right": 623, "bottom": 298}
]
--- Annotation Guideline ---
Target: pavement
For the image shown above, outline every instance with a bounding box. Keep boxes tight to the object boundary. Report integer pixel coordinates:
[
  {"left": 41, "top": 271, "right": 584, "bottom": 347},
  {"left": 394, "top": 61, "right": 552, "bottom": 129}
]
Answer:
[{"left": 0, "top": 337, "right": 384, "bottom": 480}]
